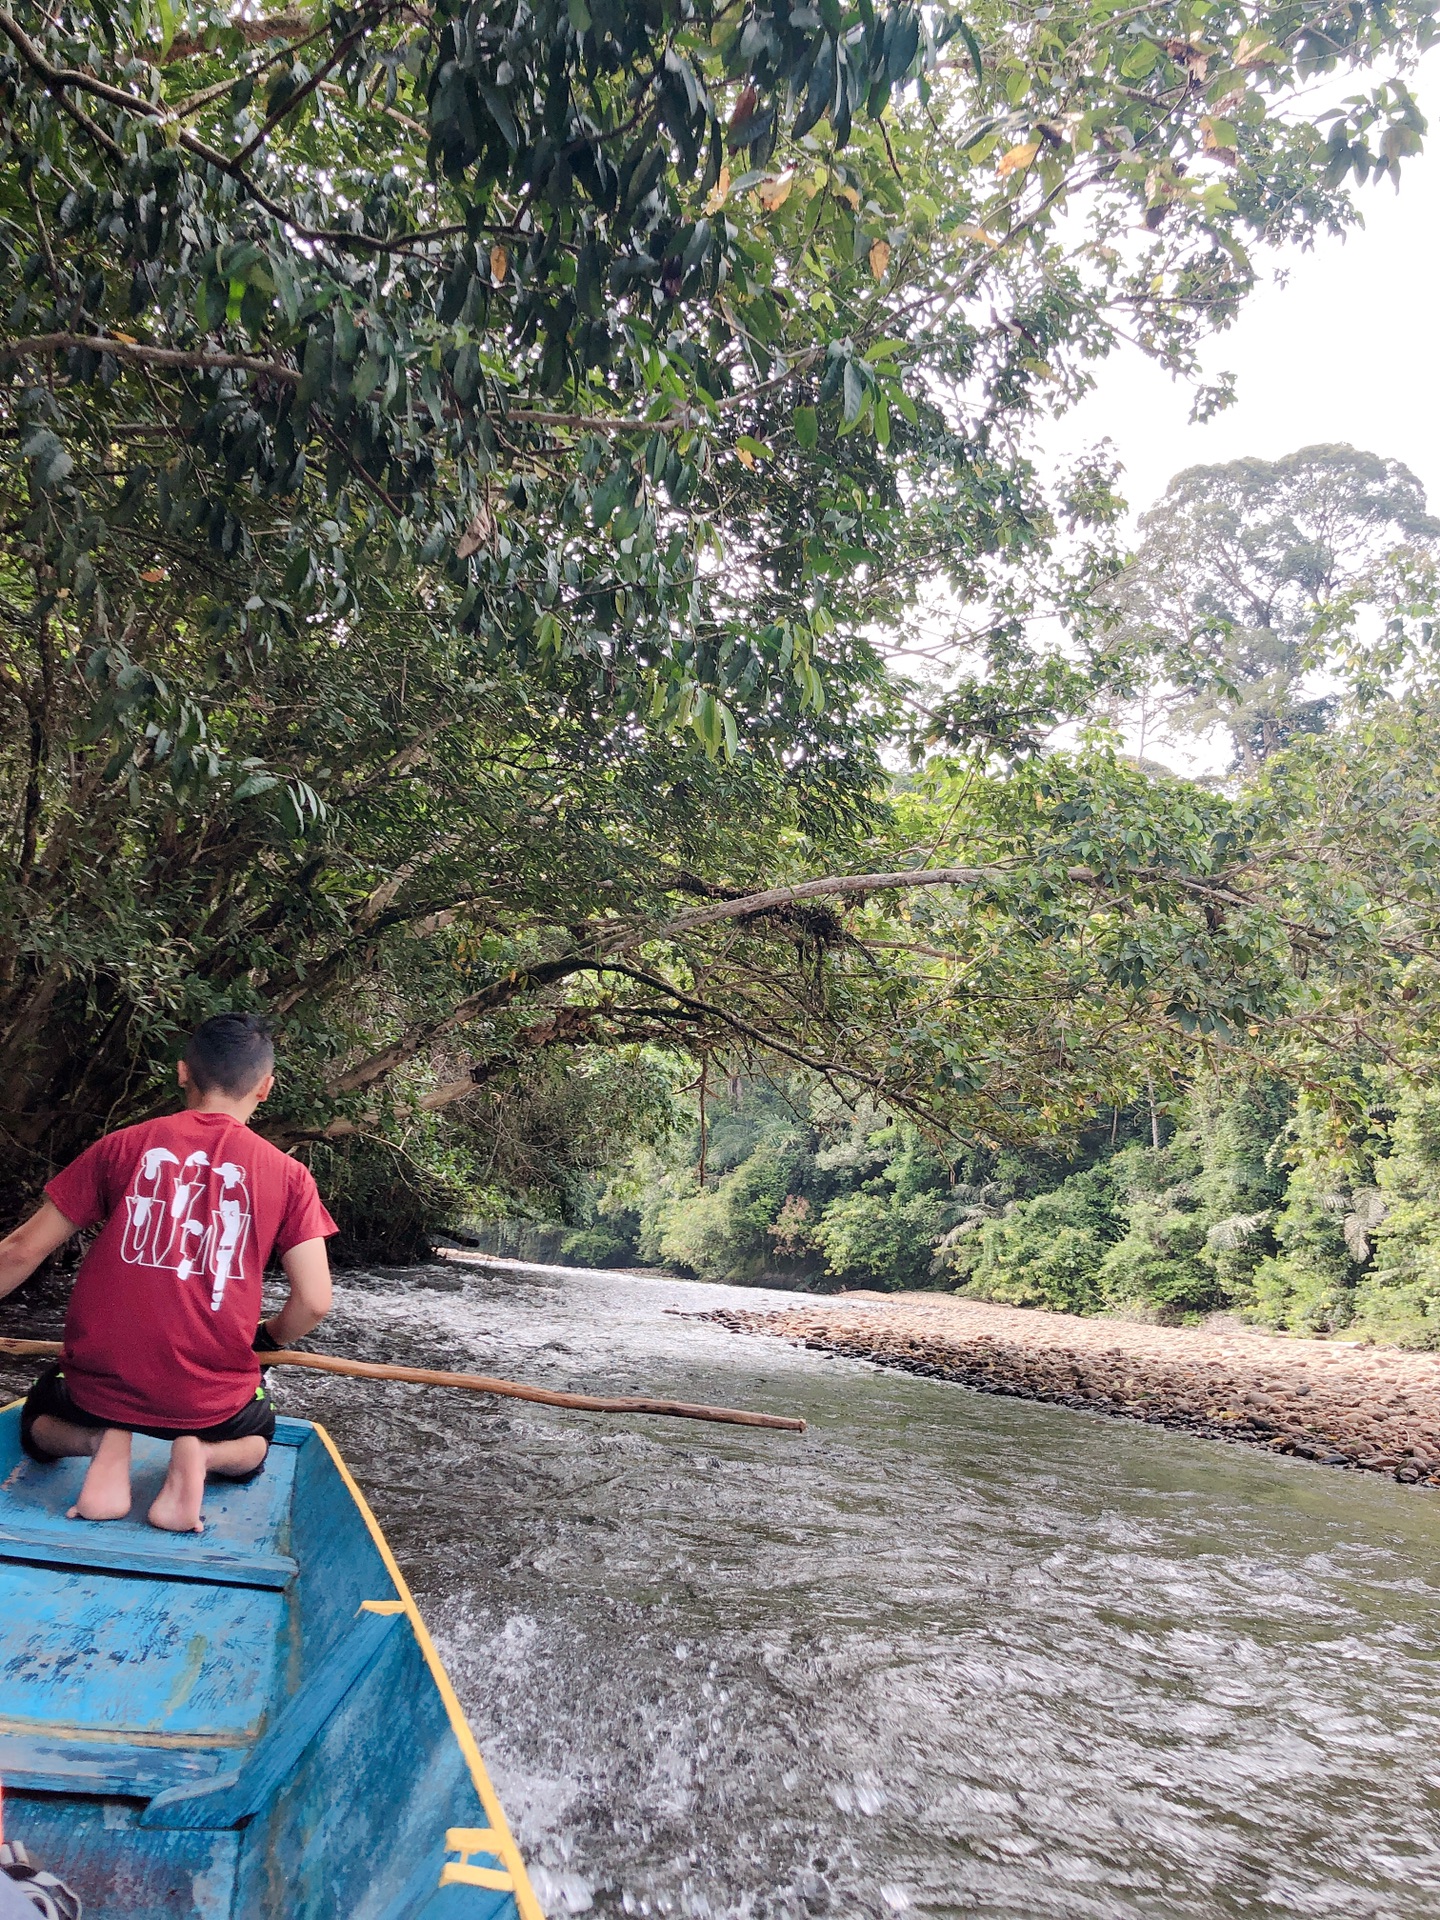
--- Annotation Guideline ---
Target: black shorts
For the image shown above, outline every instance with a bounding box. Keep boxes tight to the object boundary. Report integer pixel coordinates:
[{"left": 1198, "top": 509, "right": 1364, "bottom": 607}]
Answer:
[{"left": 20, "top": 1363, "right": 275, "bottom": 1466}]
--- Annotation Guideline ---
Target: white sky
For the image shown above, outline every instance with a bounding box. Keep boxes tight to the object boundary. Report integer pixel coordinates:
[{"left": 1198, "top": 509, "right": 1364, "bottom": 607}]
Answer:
[{"left": 1040, "top": 54, "right": 1440, "bottom": 524}]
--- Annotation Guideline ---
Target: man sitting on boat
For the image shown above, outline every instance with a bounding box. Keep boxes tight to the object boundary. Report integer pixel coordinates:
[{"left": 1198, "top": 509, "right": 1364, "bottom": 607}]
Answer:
[{"left": 0, "top": 1012, "right": 336, "bottom": 1534}]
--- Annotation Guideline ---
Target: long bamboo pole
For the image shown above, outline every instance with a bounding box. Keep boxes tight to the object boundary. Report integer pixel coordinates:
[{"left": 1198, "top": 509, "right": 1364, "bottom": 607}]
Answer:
[{"left": 0, "top": 1337, "right": 807, "bottom": 1433}]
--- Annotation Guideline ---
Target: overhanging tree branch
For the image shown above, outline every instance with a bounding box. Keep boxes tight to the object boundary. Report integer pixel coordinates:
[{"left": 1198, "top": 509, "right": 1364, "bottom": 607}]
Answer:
[
  {"left": 306, "top": 852, "right": 1437, "bottom": 1115},
  {"left": 640, "top": 861, "right": 1432, "bottom": 955},
  {"left": 323, "top": 954, "right": 596, "bottom": 1097},
  {"left": 603, "top": 962, "right": 942, "bottom": 1117},
  {"left": 0, "top": 336, "right": 818, "bottom": 440},
  {"left": 0, "top": 334, "right": 301, "bottom": 384}
]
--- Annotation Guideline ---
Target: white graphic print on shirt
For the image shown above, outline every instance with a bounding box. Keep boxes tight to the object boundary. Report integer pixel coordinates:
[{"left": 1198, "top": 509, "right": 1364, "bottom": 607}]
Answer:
[{"left": 120, "top": 1147, "right": 253, "bottom": 1310}]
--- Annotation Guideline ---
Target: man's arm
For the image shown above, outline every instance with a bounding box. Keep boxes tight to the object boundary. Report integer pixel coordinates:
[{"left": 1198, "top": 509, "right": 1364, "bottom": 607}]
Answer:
[
  {"left": 260, "top": 1238, "right": 333, "bottom": 1347},
  {"left": 0, "top": 1200, "right": 80, "bottom": 1301}
]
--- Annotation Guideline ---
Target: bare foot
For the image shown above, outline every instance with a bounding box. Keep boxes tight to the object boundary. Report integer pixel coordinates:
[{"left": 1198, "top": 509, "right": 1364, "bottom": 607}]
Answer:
[
  {"left": 67, "top": 1427, "right": 133, "bottom": 1521},
  {"left": 147, "top": 1435, "right": 206, "bottom": 1534}
]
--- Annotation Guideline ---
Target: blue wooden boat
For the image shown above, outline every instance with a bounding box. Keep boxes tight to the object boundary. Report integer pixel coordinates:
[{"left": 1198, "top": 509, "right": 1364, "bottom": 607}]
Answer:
[{"left": 0, "top": 1402, "right": 544, "bottom": 1919}]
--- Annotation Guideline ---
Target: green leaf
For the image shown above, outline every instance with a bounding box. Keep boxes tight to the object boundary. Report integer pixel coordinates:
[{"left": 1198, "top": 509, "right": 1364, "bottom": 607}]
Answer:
[
  {"left": 334, "top": 308, "right": 359, "bottom": 367},
  {"left": 1121, "top": 39, "right": 1159, "bottom": 78},
  {"left": 296, "top": 332, "right": 331, "bottom": 410},
  {"left": 691, "top": 690, "right": 721, "bottom": 757},
  {"left": 591, "top": 467, "right": 631, "bottom": 526},
  {"left": 270, "top": 251, "right": 302, "bottom": 326},
  {"left": 681, "top": 218, "right": 712, "bottom": 275},
  {"left": 479, "top": 81, "right": 519, "bottom": 151},
  {"left": 233, "top": 772, "right": 280, "bottom": 800},
  {"left": 842, "top": 360, "right": 865, "bottom": 426},
  {"left": 956, "top": 16, "right": 983, "bottom": 80},
  {"left": 351, "top": 355, "right": 384, "bottom": 403},
  {"left": 794, "top": 405, "right": 818, "bottom": 451},
  {"left": 22, "top": 427, "right": 73, "bottom": 490}
]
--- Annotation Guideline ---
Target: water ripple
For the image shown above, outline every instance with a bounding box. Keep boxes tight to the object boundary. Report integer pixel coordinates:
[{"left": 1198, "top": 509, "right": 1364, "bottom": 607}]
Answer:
[{"left": 269, "top": 1263, "right": 1440, "bottom": 1919}]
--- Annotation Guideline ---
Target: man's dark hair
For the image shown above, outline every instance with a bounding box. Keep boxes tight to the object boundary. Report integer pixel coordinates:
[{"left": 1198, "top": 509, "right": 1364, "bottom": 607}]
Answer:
[{"left": 184, "top": 1012, "right": 275, "bottom": 1096}]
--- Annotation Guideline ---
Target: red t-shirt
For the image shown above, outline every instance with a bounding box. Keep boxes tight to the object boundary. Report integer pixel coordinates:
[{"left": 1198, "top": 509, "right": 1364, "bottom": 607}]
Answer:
[{"left": 45, "top": 1110, "right": 337, "bottom": 1429}]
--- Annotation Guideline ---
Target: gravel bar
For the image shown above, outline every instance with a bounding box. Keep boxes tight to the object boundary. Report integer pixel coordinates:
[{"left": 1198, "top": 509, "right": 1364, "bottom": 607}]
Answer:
[{"left": 699, "top": 1292, "right": 1440, "bottom": 1485}]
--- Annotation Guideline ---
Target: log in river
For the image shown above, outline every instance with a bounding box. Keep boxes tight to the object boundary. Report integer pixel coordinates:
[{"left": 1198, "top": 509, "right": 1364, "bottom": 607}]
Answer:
[{"left": 5, "top": 1257, "right": 1440, "bottom": 1916}]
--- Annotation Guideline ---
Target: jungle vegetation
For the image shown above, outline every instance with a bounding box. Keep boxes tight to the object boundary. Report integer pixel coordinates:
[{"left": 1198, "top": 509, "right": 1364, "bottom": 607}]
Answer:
[
  {"left": 5, "top": 0, "right": 1440, "bottom": 1312},
  {"left": 541, "top": 443, "right": 1440, "bottom": 1347}
]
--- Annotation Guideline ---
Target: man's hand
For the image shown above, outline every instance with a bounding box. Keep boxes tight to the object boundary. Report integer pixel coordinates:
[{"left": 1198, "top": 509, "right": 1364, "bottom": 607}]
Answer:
[
  {"left": 0, "top": 1200, "right": 79, "bottom": 1301},
  {"left": 260, "top": 1237, "right": 333, "bottom": 1348}
]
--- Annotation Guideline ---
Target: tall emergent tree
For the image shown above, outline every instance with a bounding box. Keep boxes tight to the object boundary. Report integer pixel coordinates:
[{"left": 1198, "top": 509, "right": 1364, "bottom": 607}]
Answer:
[
  {"left": 1, "top": 0, "right": 1437, "bottom": 1240},
  {"left": 1111, "top": 445, "right": 1440, "bottom": 767}
]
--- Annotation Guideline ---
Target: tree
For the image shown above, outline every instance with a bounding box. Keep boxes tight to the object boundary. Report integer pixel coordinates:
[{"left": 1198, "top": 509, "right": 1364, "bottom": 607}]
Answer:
[
  {"left": 3, "top": 0, "right": 1438, "bottom": 1237},
  {"left": 1110, "top": 445, "right": 1440, "bottom": 768}
]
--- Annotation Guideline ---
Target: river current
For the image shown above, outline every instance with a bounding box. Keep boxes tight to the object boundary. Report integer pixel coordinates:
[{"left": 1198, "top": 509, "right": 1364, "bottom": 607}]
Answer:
[{"left": 253, "top": 1257, "right": 1440, "bottom": 1920}]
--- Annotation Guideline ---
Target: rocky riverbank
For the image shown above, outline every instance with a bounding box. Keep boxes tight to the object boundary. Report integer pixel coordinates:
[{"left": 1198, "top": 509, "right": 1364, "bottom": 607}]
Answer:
[{"left": 700, "top": 1293, "right": 1440, "bottom": 1486}]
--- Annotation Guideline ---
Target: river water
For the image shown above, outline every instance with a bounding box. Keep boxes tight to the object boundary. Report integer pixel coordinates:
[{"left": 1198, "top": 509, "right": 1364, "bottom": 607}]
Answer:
[{"left": 247, "top": 1257, "right": 1440, "bottom": 1920}]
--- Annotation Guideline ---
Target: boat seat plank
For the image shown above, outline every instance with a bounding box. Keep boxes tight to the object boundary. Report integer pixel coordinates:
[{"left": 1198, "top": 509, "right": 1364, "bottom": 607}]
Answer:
[
  {"left": 0, "top": 1733, "right": 233, "bottom": 1799},
  {"left": 0, "top": 1429, "right": 298, "bottom": 1577},
  {"left": 141, "top": 1610, "right": 403, "bottom": 1830},
  {"left": 0, "top": 1561, "right": 283, "bottom": 1765},
  {"left": 0, "top": 1525, "right": 297, "bottom": 1589}
]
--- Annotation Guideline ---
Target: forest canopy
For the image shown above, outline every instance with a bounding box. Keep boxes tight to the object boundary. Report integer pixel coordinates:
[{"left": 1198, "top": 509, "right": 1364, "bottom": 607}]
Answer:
[
  {"left": 589, "top": 444, "right": 1440, "bottom": 1347},
  {"left": 4, "top": 0, "right": 1440, "bottom": 1311}
]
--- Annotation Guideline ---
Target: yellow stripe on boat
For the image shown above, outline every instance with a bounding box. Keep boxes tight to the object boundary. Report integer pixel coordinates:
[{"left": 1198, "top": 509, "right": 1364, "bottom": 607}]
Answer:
[{"left": 311, "top": 1419, "right": 546, "bottom": 1920}]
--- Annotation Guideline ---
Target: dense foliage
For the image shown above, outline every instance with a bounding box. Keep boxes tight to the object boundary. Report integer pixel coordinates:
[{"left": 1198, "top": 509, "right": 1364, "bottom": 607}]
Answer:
[
  {"left": 568, "top": 446, "right": 1440, "bottom": 1346},
  {"left": 4, "top": 0, "right": 1440, "bottom": 1258},
  {"left": 622, "top": 1053, "right": 1440, "bottom": 1350},
  {"left": 589, "top": 786, "right": 1440, "bottom": 1343}
]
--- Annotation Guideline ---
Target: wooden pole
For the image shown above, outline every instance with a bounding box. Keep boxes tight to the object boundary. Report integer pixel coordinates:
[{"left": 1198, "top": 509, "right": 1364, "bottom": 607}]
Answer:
[{"left": 0, "top": 1337, "right": 807, "bottom": 1434}]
